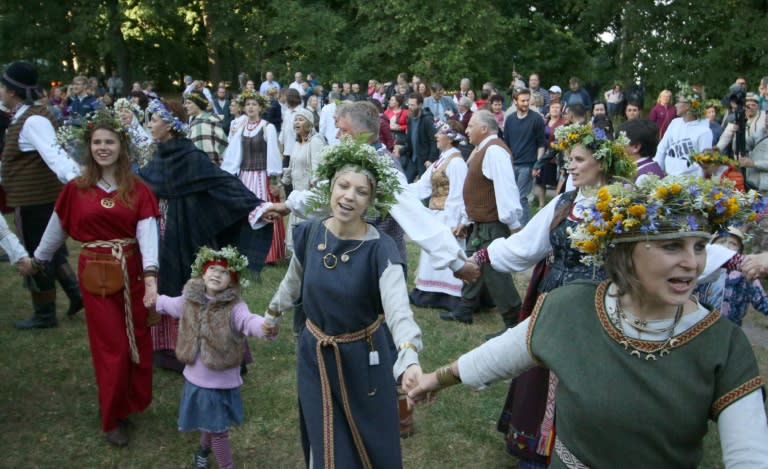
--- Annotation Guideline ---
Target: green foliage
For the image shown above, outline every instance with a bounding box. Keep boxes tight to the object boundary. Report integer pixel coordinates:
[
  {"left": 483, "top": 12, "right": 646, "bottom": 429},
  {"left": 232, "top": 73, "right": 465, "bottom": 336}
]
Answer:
[{"left": 0, "top": 0, "right": 766, "bottom": 97}]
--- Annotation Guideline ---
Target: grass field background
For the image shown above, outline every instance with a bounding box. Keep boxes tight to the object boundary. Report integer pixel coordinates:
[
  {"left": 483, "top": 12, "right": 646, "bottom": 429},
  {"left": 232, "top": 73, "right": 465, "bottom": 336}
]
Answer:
[{"left": 1, "top": 234, "right": 766, "bottom": 468}]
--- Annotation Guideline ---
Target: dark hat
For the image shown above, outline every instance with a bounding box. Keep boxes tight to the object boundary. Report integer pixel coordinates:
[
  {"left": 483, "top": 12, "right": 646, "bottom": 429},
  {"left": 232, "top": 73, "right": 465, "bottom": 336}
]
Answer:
[
  {"left": 1, "top": 61, "right": 41, "bottom": 101},
  {"left": 184, "top": 90, "right": 210, "bottom": 111}
]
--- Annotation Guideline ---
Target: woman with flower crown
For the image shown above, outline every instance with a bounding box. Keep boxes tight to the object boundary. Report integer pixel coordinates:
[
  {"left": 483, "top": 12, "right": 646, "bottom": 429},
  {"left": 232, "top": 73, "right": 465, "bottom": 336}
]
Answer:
[
  {"left": 32, "top": 110, "right": 160, "bottom": 446},
  {"left": 465, "top": 123, "right": 636, "bottom": 467},
  {"left": 222, "top": 90, "right": 285, "bottom": 265},
  {"left": 410, "top": 176, "right": 768, "bottom": 468},
  {"left": 267, "top": 139, "right": 423, "bottom": 468}
]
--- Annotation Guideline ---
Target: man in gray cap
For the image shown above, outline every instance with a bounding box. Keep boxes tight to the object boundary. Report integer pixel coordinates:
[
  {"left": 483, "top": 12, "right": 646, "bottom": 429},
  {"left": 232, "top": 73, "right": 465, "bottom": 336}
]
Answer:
[{"left": 0, "top": 61, "right": 82, "bottom": 328}]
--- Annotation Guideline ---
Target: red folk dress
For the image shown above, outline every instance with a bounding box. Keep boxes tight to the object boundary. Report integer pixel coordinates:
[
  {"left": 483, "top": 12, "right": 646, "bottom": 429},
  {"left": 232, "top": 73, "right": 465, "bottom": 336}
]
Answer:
[{"left": 55, "top": 179, "right": 159, "bottom": 432}]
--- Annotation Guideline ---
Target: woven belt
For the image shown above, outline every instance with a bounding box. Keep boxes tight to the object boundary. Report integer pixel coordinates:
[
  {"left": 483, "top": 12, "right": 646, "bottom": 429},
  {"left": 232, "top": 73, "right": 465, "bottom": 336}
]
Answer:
[
  {"left": 82, "top": 238, "right": 140, "bottom": 364},
  {"left": 555, "top": 436, "right": 590, "bottom": 469},
  {"left": 305, "top": 315, "right": 384, "bottom": 469}
]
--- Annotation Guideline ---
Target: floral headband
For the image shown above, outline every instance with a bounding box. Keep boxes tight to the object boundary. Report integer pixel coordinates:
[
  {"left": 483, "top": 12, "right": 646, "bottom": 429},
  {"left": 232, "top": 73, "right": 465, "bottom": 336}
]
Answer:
[
  {"left": 236, "top": 90, "right": 268, "bottom": 108},
  {"left": 677, "top": 82, "right": 704, "bottom": 117},
  {"left": 434, "top": 120, "right": 467, "bottom": 144},
  {"left": 568, "top": 175, "right": 764, "bottom": 266},
  {"left": 55, "top": 108, "right": 128, "bottom": 157},
  {"left": 190, "top": 246, "right": 250, "bottom": 288},
  {"left": 552, "top": 123, "right": 636, "bottom": 180},
  {"left": 691, "top": 149, "right": 736, "bottom": 168},
  {"left": 114, "top": 97, "right": 141, "bottom": 115},
  {"left": 309, "top": 137, "right": 402, "bottom": 218},
  {"left": 147, "top": 99, "right": 188, "bottom": 135}
]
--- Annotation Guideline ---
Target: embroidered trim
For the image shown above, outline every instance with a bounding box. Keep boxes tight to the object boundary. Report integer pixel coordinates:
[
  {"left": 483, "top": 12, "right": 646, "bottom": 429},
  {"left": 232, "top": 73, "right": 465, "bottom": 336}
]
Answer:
[
  {"left": 526, "top": 293, "right": 548, "bottom": 367},
  {"left": 595, "top": 281, "right": 720, "bottom": 353},
  {"left": 711, "top": 376, "right": 765, "bottom": 418},
  {"left": 555, "top": 437, "right": 591, "bottom": 469}
]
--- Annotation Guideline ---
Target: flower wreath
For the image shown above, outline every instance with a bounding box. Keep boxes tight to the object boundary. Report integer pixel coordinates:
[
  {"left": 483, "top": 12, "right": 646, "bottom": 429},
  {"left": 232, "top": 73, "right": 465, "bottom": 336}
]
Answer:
[
  {"left": 691, "top": 149, "right": 737, "bottom": 168},
  {"left": 190, "top": 246, "right": 250, "bottom": 288},
  {"left": 236, "top": 90, "right": 268, "bottom": 108},
  {"left": 677, "top": 82, "right": 704, "bottom": 117},
  {"left": 551, "top": 123, "right": 636, "bottom": 180},
  {"left": 308, "top": 137, "right": 402, "bottom": 219},
  {"left": 55, "top": 108, "right": 128, "bottom": 161},
  {"left": 568, "top": 175, "right": 764, "bottom": 266}
]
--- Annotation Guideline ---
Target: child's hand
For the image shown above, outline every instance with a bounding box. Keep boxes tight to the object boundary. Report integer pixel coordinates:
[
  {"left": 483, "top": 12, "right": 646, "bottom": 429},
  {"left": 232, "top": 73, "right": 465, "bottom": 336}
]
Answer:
[
  {"left": 262, "top": 323, "right": 279, "bottom": 339},
  {"left": 400, "top": 364, "right": 422, "bottom": 393}
]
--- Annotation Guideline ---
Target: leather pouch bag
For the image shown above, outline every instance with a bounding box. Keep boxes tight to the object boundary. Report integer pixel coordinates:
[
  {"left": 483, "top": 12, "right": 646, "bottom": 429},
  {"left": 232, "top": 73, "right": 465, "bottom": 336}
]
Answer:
[{"left": 82, "top": 259, "right": 124, "bottom": 297}]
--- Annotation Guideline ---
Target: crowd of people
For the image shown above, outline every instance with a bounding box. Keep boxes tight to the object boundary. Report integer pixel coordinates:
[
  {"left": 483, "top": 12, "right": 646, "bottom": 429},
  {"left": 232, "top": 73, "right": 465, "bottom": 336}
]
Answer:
[{"left": 1, "top": 59, "right": 768, "bottom": 468}]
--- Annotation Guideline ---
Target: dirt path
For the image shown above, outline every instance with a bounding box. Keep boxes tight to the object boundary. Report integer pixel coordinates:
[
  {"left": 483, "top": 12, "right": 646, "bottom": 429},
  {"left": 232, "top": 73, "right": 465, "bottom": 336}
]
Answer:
[{"left": 743, "top": 317, "right": 768, "bottom": 349}]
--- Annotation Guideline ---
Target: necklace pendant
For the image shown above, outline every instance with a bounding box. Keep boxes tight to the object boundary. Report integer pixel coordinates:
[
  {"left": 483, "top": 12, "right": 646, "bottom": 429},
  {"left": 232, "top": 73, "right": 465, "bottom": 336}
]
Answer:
[
  {"left": 660, "top": 349, "right": 670, "bottom": 357},
  {"left": 317, "top": 243, "right": 326, "bottom": 251},
  {"left": 634, "top": 319, "right": 647, "bottom": 328},
  {"left": 669, "top": 338, "right": 680, "bottom": 347},
  {"left": 630, "top": 349, "right": 642, "bottom": 358},
  {"left": 619, "top": 340, "right": 629, "bottom": 350},
  {"left": 340, "top": 253, "right": 350, "bottom": 263},
  {"left": 100, "top": 198, "right": 115, "bottom": 209},
  {"left": 645, "top": 353, "right": 657, "bottom": 361},
  {"left": 322, "top": 253, "right": 338, "bottom": 270}
]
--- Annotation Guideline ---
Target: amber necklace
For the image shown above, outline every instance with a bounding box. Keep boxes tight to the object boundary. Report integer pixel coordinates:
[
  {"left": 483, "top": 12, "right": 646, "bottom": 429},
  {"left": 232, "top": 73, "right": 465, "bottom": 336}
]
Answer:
[{"left": 317, "top": 221, "right": 367, "bottom": 270}]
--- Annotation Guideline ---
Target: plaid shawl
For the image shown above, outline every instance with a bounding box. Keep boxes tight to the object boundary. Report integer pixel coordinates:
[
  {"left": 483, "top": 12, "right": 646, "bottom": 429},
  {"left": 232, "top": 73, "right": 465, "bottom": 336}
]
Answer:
[{"left": 140, "top": 137, "right": 265, "bottom": 295}]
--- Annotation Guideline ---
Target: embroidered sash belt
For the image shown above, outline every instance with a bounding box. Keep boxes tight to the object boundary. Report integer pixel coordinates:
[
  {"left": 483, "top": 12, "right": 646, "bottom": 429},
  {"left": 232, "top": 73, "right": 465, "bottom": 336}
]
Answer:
[{"left": 305, "top": 315, "right": 384, "bottom": 469}]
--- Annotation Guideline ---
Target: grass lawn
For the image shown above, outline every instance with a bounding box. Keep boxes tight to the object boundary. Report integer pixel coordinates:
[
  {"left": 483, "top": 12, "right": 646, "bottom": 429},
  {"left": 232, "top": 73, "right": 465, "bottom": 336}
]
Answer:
[{"left": 0, "top": 236, "right": 766, "bottom": 468}]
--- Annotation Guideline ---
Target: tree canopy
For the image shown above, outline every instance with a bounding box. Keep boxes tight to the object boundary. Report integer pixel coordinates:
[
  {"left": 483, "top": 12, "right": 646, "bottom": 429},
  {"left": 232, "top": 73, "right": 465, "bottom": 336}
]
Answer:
[{"left": 1, "top": 0, "right": 766, "bottom": 99}]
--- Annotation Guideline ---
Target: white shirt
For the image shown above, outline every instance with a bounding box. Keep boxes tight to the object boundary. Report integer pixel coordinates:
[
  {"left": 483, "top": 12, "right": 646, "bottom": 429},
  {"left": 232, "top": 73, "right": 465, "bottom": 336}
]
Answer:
[
  {"left": 319, "top": 102, "right": 339, "bottom": 145},
  {"left": 9, "top": 105, "right": 80, "bottom": 184},
  {"left": 410, "top": 148, "right": 467, "bottom": 228},
  {"left": 0, "top": 216, "right": 29, "bottom": 264},
  {"left": 654, "top": 117, "right": 711, "bottom": 176},
  {"left": 463, "top": 135, "right": 523, "bottom": 229}
]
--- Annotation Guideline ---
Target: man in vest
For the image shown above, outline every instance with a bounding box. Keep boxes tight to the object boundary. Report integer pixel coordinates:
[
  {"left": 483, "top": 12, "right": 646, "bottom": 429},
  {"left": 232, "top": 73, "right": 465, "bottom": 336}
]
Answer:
[
  {"left": 0, "top": 61, "right": 81, "bottom": 329},
  {"left": 440, "top": 110, "right": 524, "bottom": 339}
]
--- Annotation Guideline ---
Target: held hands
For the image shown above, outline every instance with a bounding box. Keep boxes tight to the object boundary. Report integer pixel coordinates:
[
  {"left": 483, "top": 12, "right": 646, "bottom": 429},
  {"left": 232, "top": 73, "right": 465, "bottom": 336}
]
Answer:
[
  {"left": 738, "top": 155, "right": 755, "bottom": 168},
  {"left": 407, "top": 370, "right": 441, "bottom": 406},
  {"left": 452, "top": 224, "right": 468, "bottom": 239},
  {"left": 143, "top": 276, "right": 158, "bottom": 308},
  {"left": 741, "top": 252, "right": 768, "bottom": 280},
  {"left": 454, "top": 259, "right": 481, "bottom": 283},
  {"left": 16, "top": 256, "right": 36, "bottom": 276},
  {"left": 400, "top": 364, "right": 423, "bottom": 409},
  {"left": 263, "top": 202, "right": 290, "bottom": 221},
  {"left": 262, "top": 310, "right": 281, "bottom": 339}
]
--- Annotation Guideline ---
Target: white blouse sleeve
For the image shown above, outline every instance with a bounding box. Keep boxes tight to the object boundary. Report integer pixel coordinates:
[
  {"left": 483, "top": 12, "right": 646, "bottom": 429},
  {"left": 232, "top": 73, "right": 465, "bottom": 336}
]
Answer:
[
  {"left": 221, "top": 125, "right": 243, "bottom": 175},
  {"left": 265, "top": 123, "right": 282, "bottom": 176},
  {"left": 390, "top": 169, "right": 467, "bottom": 272},
  {"left": 136, "top": 217, "right": 159, "bottom": 270},
  {"left": 0, "top": 217, "right": 29, "bottom": 264},
  {"left": 21, "top": 116, "right": 80, "bottom": 183},
  {"left": 443, "top": 157, "right": 468, "bottom": 228},
  {"left": 409, "top": 165, "right": 434, "bottom": 200},
  {"left": 457, "top": 317, "right": 536, "bottom": 390},
  {"left": 717, "top": 390, "right": 768, "bottom": 468},
  {"left": 379, "top": 261, "right": 423, "bottom": 380},
  {"left": 485, "top": 193, "right": 561, "bottom": 273},
  {"left": 32, "top": 212, "right": 68, "bottom": 261},
  {"left": 268, "top": 255, "right": 304, "bottom": 313}
]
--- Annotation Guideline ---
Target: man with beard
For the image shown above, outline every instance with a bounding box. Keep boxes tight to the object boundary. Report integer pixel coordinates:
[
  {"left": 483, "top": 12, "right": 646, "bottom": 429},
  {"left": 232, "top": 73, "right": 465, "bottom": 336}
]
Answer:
[{"left": 397, "top": 93, "right": 438, "bottom": 182}]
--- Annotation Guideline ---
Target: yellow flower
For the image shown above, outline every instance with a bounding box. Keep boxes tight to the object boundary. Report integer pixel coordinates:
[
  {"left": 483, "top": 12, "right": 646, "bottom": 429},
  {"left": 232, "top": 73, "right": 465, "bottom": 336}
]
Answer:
[
  {"left": 627, "top": 204, "right": 646, "bottom": 217},
  {"left": 577, "top": 239, "right": 599, "bottom": 253},
  {"left": 748, "top": 213, "right": 758, "bottom": 222},
  {"left": 668, "top": 183, "right": 682, "bottom": 195},
  {"left": 611, "top": 213, "right": 624, "bottom": 223},
  {"left": 596, "top": 201, "right": 610, "bottom": 212},
  {"left": 655, "top": 187, "right": 669, "bottom": 199},
  {"left": 597, "top": 186, "right": 611, "bottom": 201}
]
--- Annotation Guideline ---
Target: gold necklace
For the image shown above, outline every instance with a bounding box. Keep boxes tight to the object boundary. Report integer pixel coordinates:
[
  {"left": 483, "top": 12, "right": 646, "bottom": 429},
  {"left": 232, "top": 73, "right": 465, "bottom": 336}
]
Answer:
[
  {"left": 317, "top": 222, "right": 367, "bottom": 270},
  {"left": 99, "top": 179, "right": 116, "bottom": 208},
  {"left": 611, "top": 301, "right": 684, "bottom": 361}
]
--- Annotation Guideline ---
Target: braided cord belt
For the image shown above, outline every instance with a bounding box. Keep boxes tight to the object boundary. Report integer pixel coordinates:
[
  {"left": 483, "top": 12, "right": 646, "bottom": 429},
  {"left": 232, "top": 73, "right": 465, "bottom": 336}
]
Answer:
[
  {"left": 305, "top": 315, "right": 384, "bottom": 469},
  {"left": 82, "top": 238, "right": 140, "bottom": 364}
]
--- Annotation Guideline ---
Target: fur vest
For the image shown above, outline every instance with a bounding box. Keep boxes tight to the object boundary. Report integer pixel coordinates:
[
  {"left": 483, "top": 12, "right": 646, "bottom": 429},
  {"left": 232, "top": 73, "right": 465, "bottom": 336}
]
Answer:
[{"left": 175, "top": 279, "right": 245, "bottom": 370}]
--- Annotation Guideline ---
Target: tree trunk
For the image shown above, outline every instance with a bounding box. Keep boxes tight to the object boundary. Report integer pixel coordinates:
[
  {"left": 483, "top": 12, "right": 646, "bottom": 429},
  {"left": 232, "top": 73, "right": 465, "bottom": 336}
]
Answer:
[
  {"left": 105, "top": 0, "right": 131, "bottom": 92},
  {"left": 201, "top": 0, "right": 221, "bottom": 85}
]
